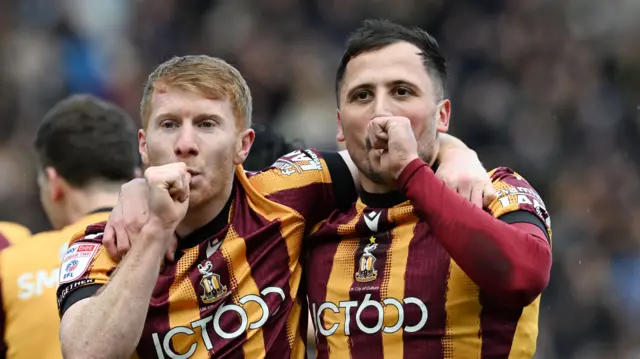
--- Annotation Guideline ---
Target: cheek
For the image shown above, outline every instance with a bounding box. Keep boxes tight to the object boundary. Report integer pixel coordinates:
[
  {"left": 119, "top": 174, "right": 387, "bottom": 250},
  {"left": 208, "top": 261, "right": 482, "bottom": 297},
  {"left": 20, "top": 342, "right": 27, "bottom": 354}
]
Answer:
[
  {"left": 146, "top": 136, "right": 174, "bottom": 160},
  {"left": 408, "top": 114, "right": 432, "bottom": 138}
]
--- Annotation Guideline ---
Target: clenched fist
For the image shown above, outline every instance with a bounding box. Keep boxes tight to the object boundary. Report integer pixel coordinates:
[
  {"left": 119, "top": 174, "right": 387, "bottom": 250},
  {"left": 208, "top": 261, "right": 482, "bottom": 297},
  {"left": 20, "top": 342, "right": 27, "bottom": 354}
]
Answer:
[
  {"left": 146, "top": 163, "right": 191, "bottom": 230},
  {"left": 102, "top": 163, "right": 188, "bottom": 262},
  {"left": 367, "top": 116, "right": 419, "bottom": 181}
]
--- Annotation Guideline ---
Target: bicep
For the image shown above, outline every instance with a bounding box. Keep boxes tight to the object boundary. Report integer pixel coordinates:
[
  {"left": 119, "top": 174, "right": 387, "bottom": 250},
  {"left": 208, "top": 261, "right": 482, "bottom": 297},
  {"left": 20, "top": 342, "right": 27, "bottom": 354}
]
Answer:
[{"left": 59, "top": 297, "right": 92, "bottom": 341}]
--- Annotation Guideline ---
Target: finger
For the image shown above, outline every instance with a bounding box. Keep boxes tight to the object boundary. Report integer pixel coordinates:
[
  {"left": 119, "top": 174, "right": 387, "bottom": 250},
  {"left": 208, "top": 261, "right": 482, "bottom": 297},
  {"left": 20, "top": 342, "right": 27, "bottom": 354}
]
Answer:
[
  {"left": 367, "top": 127, "right": 389, "bottom": 150},
  {"left": 457, "top": 178, "right": 472, "bottom": 203},
  {"left": 168, "top": 172, "right": 189, "bottom": 202},
  {"left": 482, "top": 182, "right": 497, "bottom": 207},
  {"left": 369, "top": 119, "right": 389, "bottom": 139},
  {"left": 470, "top": 185, "right": 484, "bottom": 208},
  {"left": 181, "top": 172, "right": 191, "bottom": 202},
  {"left": 103, "top": 223, "right": 119, "bottom": 260},
  {"left": 165, "top": 237, "right": 178, "bottom": 262},
  {"left": 115, "top": 225, "right": 131, "bottom": 258}
]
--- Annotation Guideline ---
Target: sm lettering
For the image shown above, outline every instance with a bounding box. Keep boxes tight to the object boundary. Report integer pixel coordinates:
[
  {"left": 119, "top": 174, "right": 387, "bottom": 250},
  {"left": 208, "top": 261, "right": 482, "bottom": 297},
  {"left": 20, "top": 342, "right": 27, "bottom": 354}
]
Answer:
[
  {"left": 312, "top": 294, "right": 428, "bottom": 336},
  {"left": 152, "top": 287, "right": 285, "bottom": 359},
  {"left": 17, "top": 268, "right": 60, "bottom": 300}
]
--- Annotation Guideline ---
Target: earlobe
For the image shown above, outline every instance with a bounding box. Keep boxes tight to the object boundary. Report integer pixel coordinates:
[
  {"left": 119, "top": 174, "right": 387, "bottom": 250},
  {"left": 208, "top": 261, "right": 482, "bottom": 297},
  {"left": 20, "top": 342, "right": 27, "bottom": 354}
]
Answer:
[
  {"left": 336, "top": 110, "right": 345, "bottom": 142},
  {"left": 45, "top": 167, "right": 64, "bottom": 202},
  {"left": 138, "top": 129, "right": 149, "bottom": 167},
  {"left": 436, "top": 99, "right": 451, "bottom": 133},
  {"left": 234, "top": 129, "right": 255, "bottom": 165}
]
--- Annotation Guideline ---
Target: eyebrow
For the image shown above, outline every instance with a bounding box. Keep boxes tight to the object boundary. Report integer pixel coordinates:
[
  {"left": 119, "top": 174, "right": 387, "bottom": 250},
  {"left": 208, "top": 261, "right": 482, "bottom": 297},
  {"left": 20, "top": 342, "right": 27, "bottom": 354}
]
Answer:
[
  {"left": 345, "top": 79, "right": 419, "bottom": 99},
  {"left": 152, "top": 113, "right": 225, "bottom": 123}
]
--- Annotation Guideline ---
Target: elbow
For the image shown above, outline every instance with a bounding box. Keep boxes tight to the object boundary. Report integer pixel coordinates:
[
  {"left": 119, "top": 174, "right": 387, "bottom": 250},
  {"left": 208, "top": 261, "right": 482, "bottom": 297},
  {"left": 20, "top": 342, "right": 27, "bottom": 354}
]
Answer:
[{"left": 503, "top": 247, "right": 552, "bottom": 307}]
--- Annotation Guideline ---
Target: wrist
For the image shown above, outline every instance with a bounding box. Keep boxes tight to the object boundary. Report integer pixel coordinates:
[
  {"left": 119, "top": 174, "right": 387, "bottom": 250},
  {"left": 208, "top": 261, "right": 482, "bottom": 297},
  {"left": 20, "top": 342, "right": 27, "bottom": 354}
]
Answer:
[
  {"left": 397, "top": 157, "right": 429, "bottom": 189},
  {"left": 395, "top": 155, "right": 421, "bottom": 181},
  {"left": 138, "top": 223, "right": 174, "bottom": 253}
]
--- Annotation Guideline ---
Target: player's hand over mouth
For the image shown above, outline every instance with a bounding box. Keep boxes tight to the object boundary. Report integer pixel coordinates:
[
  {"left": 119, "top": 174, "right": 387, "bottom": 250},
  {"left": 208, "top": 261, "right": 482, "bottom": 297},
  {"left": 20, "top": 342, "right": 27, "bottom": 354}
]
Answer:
[
  {"left": 366, "top": 116, "right": 420, "bottom": 181},
  {"left": 103, "top": 163, "right": 188, "bottom": 262}
]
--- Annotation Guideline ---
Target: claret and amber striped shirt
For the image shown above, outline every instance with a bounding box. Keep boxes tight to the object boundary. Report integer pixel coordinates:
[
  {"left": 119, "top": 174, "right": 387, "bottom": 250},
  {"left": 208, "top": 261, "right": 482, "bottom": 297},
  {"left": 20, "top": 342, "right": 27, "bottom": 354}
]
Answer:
[
  {"left": 306, "top": 167, "right": 552, "bottom": 359},
  {"left": 56, "top": 149, "right": 356, "bottom": 359}
]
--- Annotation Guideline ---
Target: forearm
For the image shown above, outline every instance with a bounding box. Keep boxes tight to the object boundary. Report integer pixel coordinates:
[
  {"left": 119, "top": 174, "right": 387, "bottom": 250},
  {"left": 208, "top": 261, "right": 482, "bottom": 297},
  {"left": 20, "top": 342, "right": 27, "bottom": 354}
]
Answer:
[
  {"left": 60, "top": 229, "right": 166, "bottom": 358},
  {"left": 437, "top": 133, "right": 470, "bottom": 154},
  {"left": 398, "top": 159, "right": 551, "bottom": 307}
]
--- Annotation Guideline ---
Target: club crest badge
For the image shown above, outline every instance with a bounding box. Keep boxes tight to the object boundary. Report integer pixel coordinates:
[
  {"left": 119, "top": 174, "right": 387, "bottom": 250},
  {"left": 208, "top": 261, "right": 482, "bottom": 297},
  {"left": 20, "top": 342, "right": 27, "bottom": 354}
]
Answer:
[
  {"left": 198, "top": 261, "right": 227, "bottom": 304},
  {"left": 355, "top": 237, "right": 378, "bottom": 283}
]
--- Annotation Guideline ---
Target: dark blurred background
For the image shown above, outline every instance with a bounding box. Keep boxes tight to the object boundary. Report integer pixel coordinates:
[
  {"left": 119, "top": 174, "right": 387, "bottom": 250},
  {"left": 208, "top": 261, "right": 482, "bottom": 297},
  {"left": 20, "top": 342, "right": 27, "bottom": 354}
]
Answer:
[{"left": 0, "top": 0, "right": 639, "bottom": 357}]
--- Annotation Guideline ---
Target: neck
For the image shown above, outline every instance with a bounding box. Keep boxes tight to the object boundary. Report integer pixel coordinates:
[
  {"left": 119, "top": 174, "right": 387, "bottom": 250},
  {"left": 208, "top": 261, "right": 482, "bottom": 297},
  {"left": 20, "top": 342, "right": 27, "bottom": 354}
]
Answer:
[
  {"left": 60, "top": 187, "right": 120, "bottom": 229},
  {"left": 359, "top": 176, "right": 395, "bottom": 194},
  {"left": 176, "top": 176, "right": 234, "bottom": 237}
]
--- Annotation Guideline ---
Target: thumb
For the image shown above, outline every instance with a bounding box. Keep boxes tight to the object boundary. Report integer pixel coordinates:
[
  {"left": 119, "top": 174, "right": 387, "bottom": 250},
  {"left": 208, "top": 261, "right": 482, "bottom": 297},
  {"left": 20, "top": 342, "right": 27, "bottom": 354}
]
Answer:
[
  {"left": 482, "top": 182, "right": 497, "bottom": 207},
  {"left": 165, "top": 237, "right": 178, "bottom": 262}
]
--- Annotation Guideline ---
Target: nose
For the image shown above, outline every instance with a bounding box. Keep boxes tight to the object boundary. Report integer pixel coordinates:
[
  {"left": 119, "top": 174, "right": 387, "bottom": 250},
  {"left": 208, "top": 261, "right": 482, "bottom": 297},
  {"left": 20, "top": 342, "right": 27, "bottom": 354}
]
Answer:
[
  {"left": 174, "top": 124, "right": 199, "bottom": 158},
  {"left": 372, "top": 92, "right": 393, "bottom": 118}
]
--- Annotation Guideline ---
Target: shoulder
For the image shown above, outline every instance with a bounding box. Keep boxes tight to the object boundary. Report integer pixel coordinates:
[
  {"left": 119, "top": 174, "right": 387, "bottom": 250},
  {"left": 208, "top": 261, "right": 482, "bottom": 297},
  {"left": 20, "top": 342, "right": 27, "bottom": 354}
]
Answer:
[
  {"left": 486, "top": 167, "right": 551, "bottom": 231},
  {"left": 244, "top": 149, "right": 342, "bottom": 195},
  {"left": 488, "top": 167, "right": 544, "bottom": 202},
  {"left": 69, "top": 221, "right": 107, "bottom": 246},
  {"left": 0, "top": 221, "right": 31, "bottom": 249}
]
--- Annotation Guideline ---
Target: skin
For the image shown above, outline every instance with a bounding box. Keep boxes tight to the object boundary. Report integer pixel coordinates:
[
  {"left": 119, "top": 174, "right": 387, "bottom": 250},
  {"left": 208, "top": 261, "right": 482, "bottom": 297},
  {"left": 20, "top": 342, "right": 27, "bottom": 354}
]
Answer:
[
  {"left": 60, "top": 69, "right": 495, "bottom": 359},
  {"left": 59, "top": 86, "right": 255, "bottom": 359},
  {"left": 139, "top": 86, "right": 254, "bottom": 236},
  {"left": 337, "top": 41, "right": 451, "bottom": 193},
  {"left": 37, "top": 168, "right": 121, "bottom": 230}
]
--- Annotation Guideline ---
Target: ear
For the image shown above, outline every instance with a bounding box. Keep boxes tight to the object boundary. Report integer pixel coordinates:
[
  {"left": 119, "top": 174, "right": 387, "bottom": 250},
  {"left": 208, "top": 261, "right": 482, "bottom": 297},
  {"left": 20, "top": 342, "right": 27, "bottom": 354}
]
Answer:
[
  {"left": 44, "top": 167, "right": 65, "bottom": 202},
  {"left": 234, "top": 128, "right": 255, "bottom": 165},
  {"left": 436, "top": 99, "right": 451, "bottom": 133},
  {"left": 336, "top": 110, "right": 345, "bottom": 142},
  {"left": 138, "top": 129, "right": 150, "bottom": 167}
]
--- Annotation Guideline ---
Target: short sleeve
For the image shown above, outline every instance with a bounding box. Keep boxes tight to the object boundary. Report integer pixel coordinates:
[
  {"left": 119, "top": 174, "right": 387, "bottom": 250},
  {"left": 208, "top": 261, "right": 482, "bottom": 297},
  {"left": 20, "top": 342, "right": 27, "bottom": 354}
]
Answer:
[
  {"left": 487, "top": 167, "right": 552, "bottom": 242},
  {"left": 56, "top": 222, "right": 117, "bottom": 316},
  {"left": 245, "top": 149, "right": 356, "bottom": 224}
]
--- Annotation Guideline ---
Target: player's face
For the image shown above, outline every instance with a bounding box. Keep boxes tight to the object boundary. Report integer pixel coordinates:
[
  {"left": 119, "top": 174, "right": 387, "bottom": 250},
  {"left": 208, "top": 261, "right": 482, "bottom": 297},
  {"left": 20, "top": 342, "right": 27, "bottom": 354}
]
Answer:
[
  {"left": 337, "top": 41, "right": 450, "bottom": 185},
  {"left": 139, "top": 86, "right": 254, "bottom": 208}
]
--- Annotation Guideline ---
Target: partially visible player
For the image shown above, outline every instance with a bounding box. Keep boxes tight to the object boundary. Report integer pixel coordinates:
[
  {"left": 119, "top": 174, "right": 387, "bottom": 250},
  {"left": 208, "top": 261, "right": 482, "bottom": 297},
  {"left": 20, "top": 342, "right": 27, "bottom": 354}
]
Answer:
[
  {"left": 306, "top": 19, "right": 552, "bottom": 359},
  {"left": 0, "top": 222, "right": 31, "bottom": 250},
  {"left": 243, "top": 124, "right": 298, "bottom": 171},
  {"left": 56, "top": 56, "right": 492, "bottom": 359},
  {"left": 0, "top": 95, "right": 139, "bottom": 359}
]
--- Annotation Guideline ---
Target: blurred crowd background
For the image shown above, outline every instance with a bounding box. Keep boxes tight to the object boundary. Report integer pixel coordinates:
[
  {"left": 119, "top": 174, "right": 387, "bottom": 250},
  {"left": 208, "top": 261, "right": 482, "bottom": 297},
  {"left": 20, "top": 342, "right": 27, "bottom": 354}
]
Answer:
[{"left": 0, "top": 0, "right": 639, "bottom": 358}]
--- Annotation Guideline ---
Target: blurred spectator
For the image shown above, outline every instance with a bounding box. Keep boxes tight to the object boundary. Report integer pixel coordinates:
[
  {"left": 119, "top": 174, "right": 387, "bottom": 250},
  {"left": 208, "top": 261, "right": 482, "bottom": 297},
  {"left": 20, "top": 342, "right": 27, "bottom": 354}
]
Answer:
[{"left": 0, "top": 0, "right": 638, "bottom": 357}]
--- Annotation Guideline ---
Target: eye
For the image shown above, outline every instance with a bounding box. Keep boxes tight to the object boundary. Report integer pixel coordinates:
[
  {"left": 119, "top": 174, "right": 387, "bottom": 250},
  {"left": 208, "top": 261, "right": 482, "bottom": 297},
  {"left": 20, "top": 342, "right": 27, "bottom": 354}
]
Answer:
[
  {"left": 198, "top": 119, "right": 218, "bottom": 129},
  {"left": 394, "top": 87, "right": 413, "bottom": 97},
  {"left": 160, "top": 120, "right": 179, "bottom": 129},
  {"left": 351, "top": 91, "right": 372, "bottom": 102}
]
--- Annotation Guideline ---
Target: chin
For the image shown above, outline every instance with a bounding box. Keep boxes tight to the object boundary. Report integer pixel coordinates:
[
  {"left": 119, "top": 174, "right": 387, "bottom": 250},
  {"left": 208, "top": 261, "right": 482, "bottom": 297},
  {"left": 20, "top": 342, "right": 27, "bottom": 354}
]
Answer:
[{"left": 187, "top": 193, "right": 206, "bottom": 209}]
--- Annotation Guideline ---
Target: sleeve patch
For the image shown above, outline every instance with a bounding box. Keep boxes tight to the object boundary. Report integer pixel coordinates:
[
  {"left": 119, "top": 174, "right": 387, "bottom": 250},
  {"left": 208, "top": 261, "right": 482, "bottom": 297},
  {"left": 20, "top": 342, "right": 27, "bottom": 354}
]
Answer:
[
  {"left": 273, "top": 150, "right": 323, "bottom": 176},
  {"left": 59, "top": 242, "right": 100, "bottom": 284},
  {"left": 57, "top": 279, "right": 97, "bottom": 309}
]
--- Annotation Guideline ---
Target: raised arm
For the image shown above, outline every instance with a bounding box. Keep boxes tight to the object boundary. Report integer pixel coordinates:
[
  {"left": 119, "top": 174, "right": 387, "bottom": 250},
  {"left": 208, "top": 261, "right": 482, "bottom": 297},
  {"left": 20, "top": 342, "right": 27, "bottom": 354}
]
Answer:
[
  {"left": 58, "top": 163, "right": 190, "bottom": 359},
  {"left": 59, "top": 228, "right": 167, "bottom": 359},
  {"left": 367, "top": 117, "right": 552, "bottom": 307},
  {"left": 339, "top": 133, "right": 495, "bottom": 206},
  {"left": 398, "top": 160, "right": 551, "bottom": 307}
]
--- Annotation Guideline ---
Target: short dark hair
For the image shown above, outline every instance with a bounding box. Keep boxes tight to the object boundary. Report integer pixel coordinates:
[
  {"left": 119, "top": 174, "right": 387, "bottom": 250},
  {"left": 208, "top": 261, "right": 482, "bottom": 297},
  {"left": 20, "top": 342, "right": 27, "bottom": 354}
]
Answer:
[
  {"left": 35, "top": 94, "right": 139, "bottom": 188},
  {"left": 243, "top": 125, "right": 301, "bottom": 171},
  {"left": 335, "top": 19, "right": 447, "bottom": 105}
]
